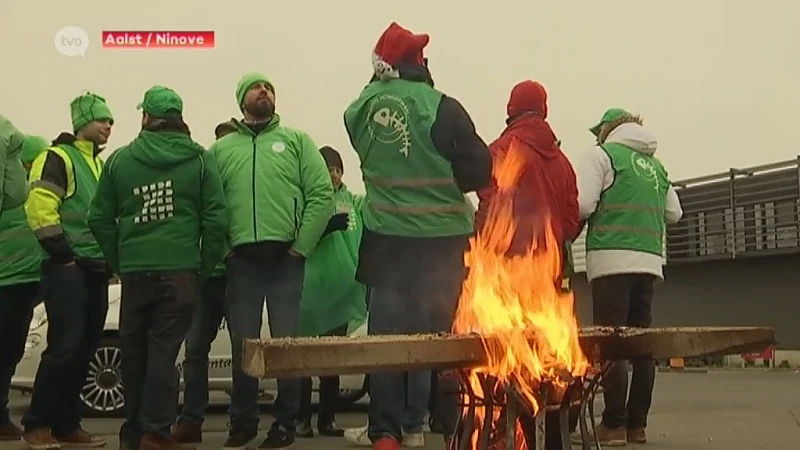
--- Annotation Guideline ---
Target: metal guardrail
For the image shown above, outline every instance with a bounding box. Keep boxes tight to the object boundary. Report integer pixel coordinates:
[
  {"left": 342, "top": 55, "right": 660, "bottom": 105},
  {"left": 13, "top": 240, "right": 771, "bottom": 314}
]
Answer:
[{"left": 666, "top": 157, "right": 800, "bottom": 263}]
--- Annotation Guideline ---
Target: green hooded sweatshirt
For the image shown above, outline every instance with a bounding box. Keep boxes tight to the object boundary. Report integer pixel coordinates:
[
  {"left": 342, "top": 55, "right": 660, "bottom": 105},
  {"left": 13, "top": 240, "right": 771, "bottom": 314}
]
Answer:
[
  {"left": 298, "top": 185, "right": 367, "bottom": 337},
  {"left": 0, "top": 134, "right": 48, "bottom": 286},
  {"left": 87, "top": 130, "right": 228, "bottom": 276},
  {"left": 209, "top": 116, "right": 334, "bottom": 257},
  {"left": 0, "top": 115, "right": 29, "bottom": 215}
]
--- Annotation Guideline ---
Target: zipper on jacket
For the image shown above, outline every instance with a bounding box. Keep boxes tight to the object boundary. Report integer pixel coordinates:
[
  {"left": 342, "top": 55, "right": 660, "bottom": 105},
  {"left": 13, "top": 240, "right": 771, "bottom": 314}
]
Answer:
[
  {"left": 293, "top": 198, "right": 299, "bottom": 232},
  {"left": 251, "top": 137, "right": 258, "bottom": 241}
]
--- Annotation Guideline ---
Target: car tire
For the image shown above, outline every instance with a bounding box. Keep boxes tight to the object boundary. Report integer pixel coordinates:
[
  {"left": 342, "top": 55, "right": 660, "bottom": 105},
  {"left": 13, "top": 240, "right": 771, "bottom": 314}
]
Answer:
[
  {"left": 337, "top": 377, "right": 368, "bottom": 408},
  {"left": 80, "top": 336, "right": 125, "bottom": 418}
]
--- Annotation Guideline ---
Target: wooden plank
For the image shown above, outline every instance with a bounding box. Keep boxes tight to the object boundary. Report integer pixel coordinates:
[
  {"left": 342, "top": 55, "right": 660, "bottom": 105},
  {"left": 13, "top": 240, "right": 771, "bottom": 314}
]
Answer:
[{"left": 242, "top": 326, "right": 775, "bottom": 379}]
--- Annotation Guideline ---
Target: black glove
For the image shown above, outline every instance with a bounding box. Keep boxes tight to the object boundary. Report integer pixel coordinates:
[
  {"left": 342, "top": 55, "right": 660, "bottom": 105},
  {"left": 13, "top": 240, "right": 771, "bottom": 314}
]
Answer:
[{"left": 322, "top": 212, "right": 349, "bottom": 237}]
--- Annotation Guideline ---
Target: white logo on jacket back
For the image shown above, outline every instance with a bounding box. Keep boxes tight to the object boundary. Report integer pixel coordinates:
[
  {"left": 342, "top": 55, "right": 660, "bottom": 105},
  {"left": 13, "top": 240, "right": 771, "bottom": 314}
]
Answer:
[
  {"left": 133, "top": 180, "right": 174, "bottom": 223},
  {"left": 366, "top": 94, "right": 411, "bottom": 157}
]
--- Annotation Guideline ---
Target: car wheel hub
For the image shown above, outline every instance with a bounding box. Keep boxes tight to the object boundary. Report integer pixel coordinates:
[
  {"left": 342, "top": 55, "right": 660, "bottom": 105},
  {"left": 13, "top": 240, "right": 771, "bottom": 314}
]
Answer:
[{"left": 81, "top": 345, "right": 125, "bottom": 413}]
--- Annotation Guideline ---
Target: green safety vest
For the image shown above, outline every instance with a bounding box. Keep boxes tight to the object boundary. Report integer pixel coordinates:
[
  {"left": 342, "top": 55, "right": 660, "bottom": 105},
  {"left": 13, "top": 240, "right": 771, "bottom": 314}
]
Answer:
[
  {"left": 344, "top": 79, "right": 473, "bottom": 237},
  {"left": 59, "top": 144, "right": 105, "bottom": 259},
  {"left": 586, "top": 142, "right": 670, "bottom": 256}
]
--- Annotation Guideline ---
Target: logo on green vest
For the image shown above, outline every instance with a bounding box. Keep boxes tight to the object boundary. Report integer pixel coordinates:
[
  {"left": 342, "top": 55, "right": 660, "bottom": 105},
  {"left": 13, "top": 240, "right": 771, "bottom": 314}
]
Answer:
[
  {"left": 367, "top": 94, "right": 411, "bottom": 157},
  {"left": 630, "top": 153, "right": 660, "bottom": 193},
  {"left": 133, "top": 180, "right": 175, "bottom": 224}
]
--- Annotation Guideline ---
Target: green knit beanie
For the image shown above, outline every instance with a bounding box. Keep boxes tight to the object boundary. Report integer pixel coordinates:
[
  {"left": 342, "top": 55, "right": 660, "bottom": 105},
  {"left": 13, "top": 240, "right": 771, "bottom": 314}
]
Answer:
[
  {"left": 235, "top": 73, "right": 273, "bottom": 108},
  {"left": 70, "top": 92, "right": 114, "bottom": 133},
  {"left": 21, "top": 135, "right": 50, "bottom": 165}
]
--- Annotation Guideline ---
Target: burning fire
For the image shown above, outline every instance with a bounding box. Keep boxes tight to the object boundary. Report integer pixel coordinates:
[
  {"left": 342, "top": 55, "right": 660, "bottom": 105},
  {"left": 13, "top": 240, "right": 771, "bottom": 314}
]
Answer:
[{"left": 453, "top": 142, "right": 589, "bottom": 449}]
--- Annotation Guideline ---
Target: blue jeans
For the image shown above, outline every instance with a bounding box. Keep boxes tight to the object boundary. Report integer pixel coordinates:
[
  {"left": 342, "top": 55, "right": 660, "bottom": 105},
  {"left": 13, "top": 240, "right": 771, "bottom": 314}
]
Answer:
[
  {"left": 367, "top": 280, "right": 462, "bottom": 443},
  {"left": 178, "top": 275, "right": 227, "bottom": 425},
  {"left": 0, "top": 282, "right": 39, "bottom": 425},
  {"left": 226, "top": 253, "right": 304, "bottom": 431},
  {"left": 22, "top": 264, "right": 108, "bottom": 436}
]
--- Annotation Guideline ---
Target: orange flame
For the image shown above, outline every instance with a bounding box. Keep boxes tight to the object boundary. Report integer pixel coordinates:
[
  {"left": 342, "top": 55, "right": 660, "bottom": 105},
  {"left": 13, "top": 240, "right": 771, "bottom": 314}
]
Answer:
[{"left": 453, "top": 142, "right": 589, "bottom": 449}]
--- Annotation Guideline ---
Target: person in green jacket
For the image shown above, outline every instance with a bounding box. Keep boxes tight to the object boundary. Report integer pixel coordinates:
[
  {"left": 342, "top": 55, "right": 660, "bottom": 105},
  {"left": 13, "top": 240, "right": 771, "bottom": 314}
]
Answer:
[
  {"left": 23, "top": 91, "right": 114, "bottom": 450},
  {"left": 0, "top": 115, "right": 31, "bottom": 218},
  {"left": 344, "top": 23, "right": 492, "bottom": 450},
  {"left": 172, "top": 120, "right": 238, "bottom": 446},
  {"left": 209, "top": 72, "right": 334, "bottom": 449},
  {"left": 87, "top": 85, "right": 228, "bottom": 450},
  {"left": 0, "top": 134, "right": 48, "bottom": 442},
  {"left": 295, "top": 146, "right": 367, "bottom": 439}
]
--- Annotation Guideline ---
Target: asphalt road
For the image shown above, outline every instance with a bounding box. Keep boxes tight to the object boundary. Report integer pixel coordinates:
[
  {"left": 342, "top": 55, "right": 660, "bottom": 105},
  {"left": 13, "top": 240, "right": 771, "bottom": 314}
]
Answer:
[{"left": 7, "top": 370, "right": 800, "bottom": 449}]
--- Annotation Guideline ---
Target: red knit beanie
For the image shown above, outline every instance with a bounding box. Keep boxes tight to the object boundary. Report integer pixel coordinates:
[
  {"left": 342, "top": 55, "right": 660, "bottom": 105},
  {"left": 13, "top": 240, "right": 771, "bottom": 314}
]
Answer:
[
  {"left": 507, "top": 80, "right": 548, "bottom": 119},
  {"left": 372, "top": 22, "right": 430, "bottom": 80}
]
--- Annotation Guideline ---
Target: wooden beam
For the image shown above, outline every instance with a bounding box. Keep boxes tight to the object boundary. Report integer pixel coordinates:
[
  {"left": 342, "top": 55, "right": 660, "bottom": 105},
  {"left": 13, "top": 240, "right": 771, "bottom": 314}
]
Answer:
[{"left": 242, "top": 326, "right": 775, "bottom": 379}]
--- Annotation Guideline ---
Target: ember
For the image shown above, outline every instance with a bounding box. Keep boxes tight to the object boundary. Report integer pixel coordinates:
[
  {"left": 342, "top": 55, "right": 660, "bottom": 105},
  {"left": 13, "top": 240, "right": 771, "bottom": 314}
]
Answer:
[{"left": 452, "top": 142, "right": 589, "bottom": 449}]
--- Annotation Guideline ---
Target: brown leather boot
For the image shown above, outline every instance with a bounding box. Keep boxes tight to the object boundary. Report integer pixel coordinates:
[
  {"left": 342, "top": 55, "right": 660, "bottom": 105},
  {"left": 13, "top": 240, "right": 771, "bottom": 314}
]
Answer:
[
  {"left": 627, "top": 427, "right": 647, "bottom": 443},
  {"left": 22, "top": 427, "right": 61, "bottom": 450},
  {"left": 0, "top": 422, "right": 23, "bottom": 441},
  {"left": 171, "top": 421, "right": 202, "bottom": 444},
  {"left": 54, "top": 427, "right": 106, "bottom": 447},
  {"left": 141, "top": 432, "right": 194, "bottom": 450}
]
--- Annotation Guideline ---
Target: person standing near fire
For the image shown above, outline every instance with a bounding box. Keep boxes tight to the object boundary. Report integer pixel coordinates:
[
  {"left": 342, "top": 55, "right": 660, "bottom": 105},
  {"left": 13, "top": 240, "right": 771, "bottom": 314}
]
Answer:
[
  {"left": 344, "top": 22, "right": 492, "bottom": 450},
  {"left": 475, "top": 79, "right": 580, "bottom": 281},
  {"left": 571, "top": 108, "right": 683, "bottom": 446},
  {"left": 211, "top": 73, "right": 334, "bottom": 449},
  {"left": 295, "top": 145, "right": 367, "bottom": 439},
  {"left": 22, "top": 92, "right": 114, "bottom": 449},
  {"left": 171, "top": 120, "right": 238, "bottom": 446},
  {"left": 87, "top": 85, "right": 228, "bottom": 450},
  {"left": 0, "top": 133, "right": 48, "bottom": 442}
]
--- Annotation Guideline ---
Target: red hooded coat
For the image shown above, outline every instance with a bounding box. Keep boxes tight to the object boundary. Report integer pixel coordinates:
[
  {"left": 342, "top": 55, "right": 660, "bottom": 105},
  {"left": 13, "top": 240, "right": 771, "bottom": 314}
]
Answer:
[{"left": 475, "top": 81, "right": 580, "bottom": 256}]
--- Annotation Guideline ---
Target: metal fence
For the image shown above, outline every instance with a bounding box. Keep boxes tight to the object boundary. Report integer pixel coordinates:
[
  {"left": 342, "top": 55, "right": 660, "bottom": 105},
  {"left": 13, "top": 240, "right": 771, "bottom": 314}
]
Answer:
[{"left": 666, "top": 157, "right": 800, "bottom": 263}]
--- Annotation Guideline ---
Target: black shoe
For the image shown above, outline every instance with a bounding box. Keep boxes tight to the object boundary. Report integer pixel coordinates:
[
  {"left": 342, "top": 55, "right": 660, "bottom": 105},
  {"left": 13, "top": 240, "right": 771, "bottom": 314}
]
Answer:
[
  {"left": 429, "top": 417, "right": 445, "bottom": 435},
  {"left": 257, "top": 425, "right": 295, "bottom": 449},
  {"left": 222, "top": 426, "right": 258, "bottom": 449},
  {"left": 317, "top": 421, "right": 344, "bottom": 437},
  {"left": 295, "top": 420, "right": 314, "bottom": 439}
]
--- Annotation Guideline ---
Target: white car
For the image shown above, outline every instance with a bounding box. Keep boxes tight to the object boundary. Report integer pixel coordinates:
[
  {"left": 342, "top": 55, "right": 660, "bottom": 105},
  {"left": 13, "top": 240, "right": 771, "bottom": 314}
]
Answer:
[{"left": 12, "top": 282, "right": 369, "bottom": 417}]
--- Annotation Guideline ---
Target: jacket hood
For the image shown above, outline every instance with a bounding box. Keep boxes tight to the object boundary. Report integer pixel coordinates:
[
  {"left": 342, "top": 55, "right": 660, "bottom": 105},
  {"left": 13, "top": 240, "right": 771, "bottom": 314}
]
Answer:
[
  {"left": 507, "top": 80, "right": 548, "bottom": 119},
  {"left": 500, "top": 115, "right": 561, "bottom": 160},
  {"left": 127, "top": 130, "right": 205, "bottom": 169},
  {"left": 604, "top": 122, "right": 657, "bottom": 156},
  {"left": 0, "top": 115, "right": 25, "bottom": 158}
]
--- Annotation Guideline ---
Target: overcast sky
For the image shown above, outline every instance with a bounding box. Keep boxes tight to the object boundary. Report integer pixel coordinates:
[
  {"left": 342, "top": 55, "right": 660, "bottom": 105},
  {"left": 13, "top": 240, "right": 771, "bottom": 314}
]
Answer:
[{"left": 3, "top": 0, "right": 797, "bottom": 194}]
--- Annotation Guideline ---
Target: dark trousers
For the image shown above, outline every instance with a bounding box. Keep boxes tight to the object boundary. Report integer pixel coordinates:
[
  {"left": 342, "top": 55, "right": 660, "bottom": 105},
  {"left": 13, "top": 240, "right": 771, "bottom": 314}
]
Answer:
[
  {"left": 591, "top": 273, "right": 657, "bottom": 429},
  {"left": 178, "top": 275, "right": 227, "bottom": 425},
  {"left": 0, "top": 282, "right": 39, "bottom": 425},
  {"left": 367, "top": 279, "right": 462, "bottom": 443},
  {"left": 298, "top": 323, "right": 349, "bottom": 426},
  {"left": 226, "top": 253, "right": 305, "bottom": 431},
  {"left": 22, "top": 264, "right": 108, "bottom": 436},
  {"left": 118, "top": 271, "right": 198, "bottom": 447}
]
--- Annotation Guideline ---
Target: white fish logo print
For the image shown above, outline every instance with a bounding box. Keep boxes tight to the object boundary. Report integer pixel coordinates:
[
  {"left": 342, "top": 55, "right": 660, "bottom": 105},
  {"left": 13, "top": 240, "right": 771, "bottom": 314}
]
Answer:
[{"left": 367, "top": 94, "right": 412, "bottom": 157}]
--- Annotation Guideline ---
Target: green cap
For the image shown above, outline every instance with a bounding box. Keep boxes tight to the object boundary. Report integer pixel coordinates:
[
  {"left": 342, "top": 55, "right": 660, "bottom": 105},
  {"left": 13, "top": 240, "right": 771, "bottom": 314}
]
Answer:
[
  {"left": 589, "top": 108, "right": 631, "bottom": 137},
  {"left": 236, "top": 72, "right": 273, "bottom": 107},
  {"left": 21, "top": 135, "right": 50, "bottom": 165},
  {"left": 70, "top": 92, "right": 114, "bottom": 133},
  {"left": 137, "top": 85, "right": 183, "bottom": 118}
]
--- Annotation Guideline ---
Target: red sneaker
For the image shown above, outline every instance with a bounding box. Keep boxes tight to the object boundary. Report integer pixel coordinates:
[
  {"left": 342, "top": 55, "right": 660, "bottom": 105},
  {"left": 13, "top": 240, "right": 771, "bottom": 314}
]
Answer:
[{"left": 373, "top": 436, "right": 400, "bottom": 450}]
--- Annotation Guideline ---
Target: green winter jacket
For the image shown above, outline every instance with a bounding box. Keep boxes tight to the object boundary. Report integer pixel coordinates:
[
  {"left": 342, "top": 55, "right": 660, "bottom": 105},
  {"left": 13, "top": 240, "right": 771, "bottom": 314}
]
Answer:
[
  {"left": 0, "top": 115, "right": 29, "bottom": 214},
  {"left": 299, "top": 185, "right": 368, "bottom": 337},
  {"left": 0, "top": 136, "right": 48, "bottom": 286},
  {"left": 87, "top": 130, "right": 228, "bottom": 276},
  {"left": 210, "top": 116, "right": 334, "bottom": 257}
]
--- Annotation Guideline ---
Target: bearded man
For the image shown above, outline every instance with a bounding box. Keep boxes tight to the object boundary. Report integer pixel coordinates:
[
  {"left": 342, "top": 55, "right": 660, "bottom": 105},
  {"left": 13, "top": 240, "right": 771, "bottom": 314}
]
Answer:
[{"left": 208, "top": 73, "right": 334, "bottom": 449}]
